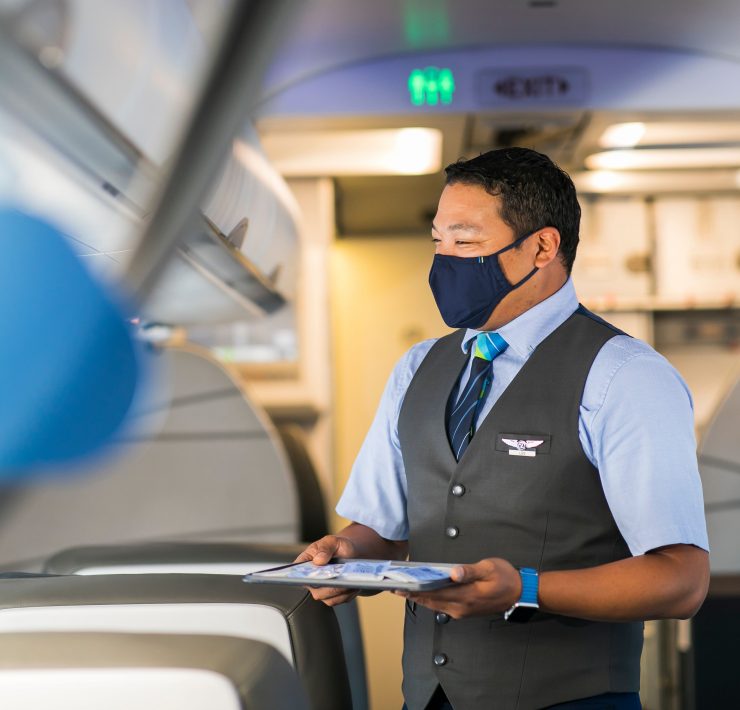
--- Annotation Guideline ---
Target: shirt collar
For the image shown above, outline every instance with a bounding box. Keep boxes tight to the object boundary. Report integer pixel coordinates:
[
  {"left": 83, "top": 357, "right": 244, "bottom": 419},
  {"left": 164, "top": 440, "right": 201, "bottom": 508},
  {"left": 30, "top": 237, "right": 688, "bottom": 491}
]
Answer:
[{"left": 461, "top": 278, "right": 579, "bottom": 359}]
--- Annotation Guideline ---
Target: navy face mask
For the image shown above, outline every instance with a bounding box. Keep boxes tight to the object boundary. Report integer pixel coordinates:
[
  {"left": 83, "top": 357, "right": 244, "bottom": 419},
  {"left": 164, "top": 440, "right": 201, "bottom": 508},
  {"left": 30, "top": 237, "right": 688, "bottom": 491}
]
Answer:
[{"left": 428, "top": 230, "right": 539, "bottom": 329}]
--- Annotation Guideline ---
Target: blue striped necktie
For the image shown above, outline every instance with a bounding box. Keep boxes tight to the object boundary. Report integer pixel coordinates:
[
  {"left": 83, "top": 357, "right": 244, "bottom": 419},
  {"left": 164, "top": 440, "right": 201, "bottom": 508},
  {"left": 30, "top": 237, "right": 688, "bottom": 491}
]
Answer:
[{"left": 447, "top": 332, "right": 508, "bottom": 461}]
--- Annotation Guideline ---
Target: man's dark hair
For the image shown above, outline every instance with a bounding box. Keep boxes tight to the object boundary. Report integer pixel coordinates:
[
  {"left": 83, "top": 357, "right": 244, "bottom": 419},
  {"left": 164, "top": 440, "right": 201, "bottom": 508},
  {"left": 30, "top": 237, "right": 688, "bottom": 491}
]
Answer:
[{"left": 444, "top": 147, "right": 581, "bottom": 273}]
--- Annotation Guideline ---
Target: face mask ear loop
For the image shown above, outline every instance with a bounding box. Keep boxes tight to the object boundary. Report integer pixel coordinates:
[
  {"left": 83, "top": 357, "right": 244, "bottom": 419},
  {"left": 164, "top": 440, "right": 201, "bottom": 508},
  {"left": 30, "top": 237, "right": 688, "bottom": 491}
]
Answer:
[
  {"left": 493, "top": 229, "right": 540, "bottom": 287},
  {"left": 511, "top": 265, "right": 539, "bottom": 289},
  {"left": 492, "top": 228, "right": 540, "bottom": 257}
]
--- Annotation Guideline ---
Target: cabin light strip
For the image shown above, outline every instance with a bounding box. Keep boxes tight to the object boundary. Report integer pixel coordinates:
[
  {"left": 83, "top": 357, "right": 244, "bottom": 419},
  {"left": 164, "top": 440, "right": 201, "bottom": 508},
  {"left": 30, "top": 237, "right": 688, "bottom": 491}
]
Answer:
[
  {"left": 600, "top": 121, "right": 740, "bottom": 149},
  {"left": 586, "top": 146, "right": 740, "bottom": 171},
  {"left": 261, "top": 127, "right": 443, "bottom": 176},
  {"left": 573, "top": 169, "right": 740, "bottom": 194}
]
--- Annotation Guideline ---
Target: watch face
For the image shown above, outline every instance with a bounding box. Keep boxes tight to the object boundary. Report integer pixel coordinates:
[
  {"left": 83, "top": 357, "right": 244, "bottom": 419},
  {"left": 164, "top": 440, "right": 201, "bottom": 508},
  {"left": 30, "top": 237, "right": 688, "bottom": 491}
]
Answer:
[{"left": 504, "top": 602, "right": 539, "bottom": 623}]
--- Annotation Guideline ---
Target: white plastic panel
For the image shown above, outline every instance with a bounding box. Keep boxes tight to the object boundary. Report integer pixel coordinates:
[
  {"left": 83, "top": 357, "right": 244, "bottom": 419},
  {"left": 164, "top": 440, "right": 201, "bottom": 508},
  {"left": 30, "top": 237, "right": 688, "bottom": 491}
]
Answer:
[
  {"left": 654, "top": 197, "right": 740, "bottom": 302},
  {"left": 0, "top": 604, "right": 294, "bottom": 665},
  {"left": 574, "top": 197, "right": 651, "bottom": 301},
  {"left": 0, "top": 668, "right": 241, "bottom": 710}
]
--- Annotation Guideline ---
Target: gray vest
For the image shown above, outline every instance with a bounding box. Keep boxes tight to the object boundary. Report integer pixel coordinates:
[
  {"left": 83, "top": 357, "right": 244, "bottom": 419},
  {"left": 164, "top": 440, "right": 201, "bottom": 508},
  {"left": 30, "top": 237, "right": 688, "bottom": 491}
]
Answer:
[{"left": 398, "top": 308, "right": 643, "bottom": 710}]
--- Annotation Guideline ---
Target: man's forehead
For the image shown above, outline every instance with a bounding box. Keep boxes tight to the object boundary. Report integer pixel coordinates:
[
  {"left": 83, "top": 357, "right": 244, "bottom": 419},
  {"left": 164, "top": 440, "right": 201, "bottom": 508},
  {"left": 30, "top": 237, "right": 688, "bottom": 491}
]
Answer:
[
  {"left": 433, "top": 185, "right": 503, "bottom": 233},
  {"left": 431, "top": 221, "right": 482, "bottom": 234}
]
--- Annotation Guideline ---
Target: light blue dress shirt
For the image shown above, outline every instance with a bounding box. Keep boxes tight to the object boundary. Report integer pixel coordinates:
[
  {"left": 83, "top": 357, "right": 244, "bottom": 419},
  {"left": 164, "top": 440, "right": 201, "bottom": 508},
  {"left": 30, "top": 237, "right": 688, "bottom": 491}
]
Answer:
[{"left": 336, "top": 278, "right": 709, "bottom": 556}]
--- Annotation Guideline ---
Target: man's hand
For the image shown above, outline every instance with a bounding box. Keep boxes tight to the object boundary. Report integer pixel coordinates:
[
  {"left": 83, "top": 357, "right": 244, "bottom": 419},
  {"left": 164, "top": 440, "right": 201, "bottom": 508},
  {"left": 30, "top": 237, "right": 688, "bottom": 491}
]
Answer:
[
  {"left": 294, "top": 534, "right": 361, "bottom": 607},
  {"left": 398, "top": 544, "right": 709, "bottom": 623},
  {"left": 295, "top": 523, "right": 409, "bottom": 608},
  {"left": 397, "top": 557, "right": 521, "bottom": 619}
]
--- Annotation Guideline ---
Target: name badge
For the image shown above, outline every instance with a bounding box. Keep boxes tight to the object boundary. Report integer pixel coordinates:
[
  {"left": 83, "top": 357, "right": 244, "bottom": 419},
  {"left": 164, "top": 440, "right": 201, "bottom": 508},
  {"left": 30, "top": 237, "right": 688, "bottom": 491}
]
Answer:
[{"left": 495, "top": 433, "right": 551, "bottom": 457}]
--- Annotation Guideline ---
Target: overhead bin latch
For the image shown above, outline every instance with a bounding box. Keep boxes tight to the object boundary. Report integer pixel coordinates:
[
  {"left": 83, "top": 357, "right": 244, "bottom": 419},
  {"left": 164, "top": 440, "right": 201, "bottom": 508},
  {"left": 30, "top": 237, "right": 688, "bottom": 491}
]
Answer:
[{"left": 227, "top": 217, "right": 249, "bottom": 251}]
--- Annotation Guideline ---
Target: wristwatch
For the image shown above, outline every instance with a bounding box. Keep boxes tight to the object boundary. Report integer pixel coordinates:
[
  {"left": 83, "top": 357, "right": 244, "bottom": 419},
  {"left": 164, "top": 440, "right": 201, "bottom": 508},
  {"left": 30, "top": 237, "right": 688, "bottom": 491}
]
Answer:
[{"left": 504, "top": 567, "right": 539, "bottom": 623}]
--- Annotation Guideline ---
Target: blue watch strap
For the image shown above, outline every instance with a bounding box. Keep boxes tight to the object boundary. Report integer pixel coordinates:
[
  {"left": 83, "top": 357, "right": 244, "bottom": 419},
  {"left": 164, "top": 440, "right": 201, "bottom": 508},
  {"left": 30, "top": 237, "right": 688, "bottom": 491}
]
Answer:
[{"left": 518, "top": 567, "right": 539, "bottom": 605}]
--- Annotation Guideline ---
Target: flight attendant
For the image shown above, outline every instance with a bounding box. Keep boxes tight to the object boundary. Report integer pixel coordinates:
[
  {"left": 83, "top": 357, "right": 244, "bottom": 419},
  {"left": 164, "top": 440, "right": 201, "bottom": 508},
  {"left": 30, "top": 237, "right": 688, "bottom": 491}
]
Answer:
[{"left": 297, "top": 148, "right": 709, "bottom": 710}]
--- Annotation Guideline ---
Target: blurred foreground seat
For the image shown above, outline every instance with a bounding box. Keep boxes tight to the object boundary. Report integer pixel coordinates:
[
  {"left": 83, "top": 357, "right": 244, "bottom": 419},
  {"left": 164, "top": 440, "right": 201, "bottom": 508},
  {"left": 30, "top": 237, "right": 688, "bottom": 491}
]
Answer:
[
  {"left": 0, "top": 347, "right": 304, "bottom": 569},
  {"left": 0, "top": 632, "right": 306, "bottom": 710},
  {"left": 45, "top": 541, "right": 368, "bottom": 710},
  {"left": 0, "top": 574, "right": 352, "bottom": 710}
]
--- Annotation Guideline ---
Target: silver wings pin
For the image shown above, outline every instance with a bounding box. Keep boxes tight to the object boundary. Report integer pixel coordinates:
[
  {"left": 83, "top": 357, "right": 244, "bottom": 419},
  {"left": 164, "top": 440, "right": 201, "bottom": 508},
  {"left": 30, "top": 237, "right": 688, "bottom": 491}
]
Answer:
[{"left": 501, "top": 438, "right": 545, "bottom": 457}]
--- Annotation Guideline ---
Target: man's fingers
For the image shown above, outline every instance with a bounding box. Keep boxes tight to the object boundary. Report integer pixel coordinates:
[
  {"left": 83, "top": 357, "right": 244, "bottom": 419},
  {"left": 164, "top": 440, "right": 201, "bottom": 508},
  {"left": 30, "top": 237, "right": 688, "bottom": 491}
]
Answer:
[
  {"left": 308, "top": 585, "right": 346, "bottom": 601},
  {"left": 307, "top": 585, "right": 358, "bottom": 606},
  {"left": 451, "top": 559, "right": 497, "bottom": 583},
  {"left": 294, "top": 536, "right": 342, "bottom": 565},
  {"left": 450, "top": 564, "right": 474, "bottom": 583},
  {"left": 399, "top": 592, "right": 465, "bottom": 617},
  {"left": 293, "top": 549, "right": 314, "bottom": 563},
  {"left": 311, "top": 545, "right": 335, "bottom": 565}
]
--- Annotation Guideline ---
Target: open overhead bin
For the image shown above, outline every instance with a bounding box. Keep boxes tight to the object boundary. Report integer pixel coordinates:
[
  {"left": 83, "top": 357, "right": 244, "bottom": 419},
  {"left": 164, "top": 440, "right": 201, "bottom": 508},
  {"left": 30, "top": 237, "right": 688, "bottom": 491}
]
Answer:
[{"left": 0, "top": 0, "right": 299, "bottom": 326}]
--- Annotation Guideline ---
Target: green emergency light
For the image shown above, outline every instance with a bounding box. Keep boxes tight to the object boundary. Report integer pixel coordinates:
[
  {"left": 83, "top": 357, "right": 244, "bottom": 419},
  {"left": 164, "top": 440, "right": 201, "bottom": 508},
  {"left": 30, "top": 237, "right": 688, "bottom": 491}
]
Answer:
[{"left": 408, "top": 67, "right": 455, "bottom": 106}]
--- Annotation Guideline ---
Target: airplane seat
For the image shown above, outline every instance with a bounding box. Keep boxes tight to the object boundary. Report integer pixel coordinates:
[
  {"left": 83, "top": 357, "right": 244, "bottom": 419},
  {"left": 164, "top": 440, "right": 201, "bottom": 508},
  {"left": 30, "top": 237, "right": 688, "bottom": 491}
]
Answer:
[
  {"left": 698, "top": 371, "right": 740, "bottom": 572},
  {"left": 274, "top": 424, "right": 330, "bottom": 541},
  {"left": 690, "top": 373, "right": 740, "bottom": 705},
  {"left": 0, "top": 631, "right": 308, "bottom": 710},
  {"left": 44, "top": 541, "right": 369, "bottom": 710},
  {"left": 0, "top": 573, "right": 352, "bottom": 710},
  {"left": 0, "top": 346, "right": 302, "bottom": 571}
]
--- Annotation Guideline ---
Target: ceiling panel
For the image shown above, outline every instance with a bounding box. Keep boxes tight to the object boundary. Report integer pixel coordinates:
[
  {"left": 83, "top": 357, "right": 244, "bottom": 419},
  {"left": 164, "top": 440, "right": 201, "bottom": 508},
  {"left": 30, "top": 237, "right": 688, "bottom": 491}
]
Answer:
[{"left": 264, "top": 1, "right": 740, "bottom": 96}]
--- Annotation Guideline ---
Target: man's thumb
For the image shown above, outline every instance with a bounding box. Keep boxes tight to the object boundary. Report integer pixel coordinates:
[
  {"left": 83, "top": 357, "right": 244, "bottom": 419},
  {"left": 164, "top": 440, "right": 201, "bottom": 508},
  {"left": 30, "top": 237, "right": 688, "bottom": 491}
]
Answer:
[
  {"left": 450, "top": 564, "right": 475, "bottom": 583},
  {"left": 312, "top": 544, "right": 334, "bottom": 564}
]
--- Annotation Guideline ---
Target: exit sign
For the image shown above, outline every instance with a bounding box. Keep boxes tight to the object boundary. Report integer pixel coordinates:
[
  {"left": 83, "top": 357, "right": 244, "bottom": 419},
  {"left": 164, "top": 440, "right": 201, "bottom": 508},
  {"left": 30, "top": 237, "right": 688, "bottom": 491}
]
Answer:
[
  {"left": 475, "top": 67, "right": 589, "bottom": 107},
  {"left": 408, "top": 67, "right": 455, "bottom": 106}
]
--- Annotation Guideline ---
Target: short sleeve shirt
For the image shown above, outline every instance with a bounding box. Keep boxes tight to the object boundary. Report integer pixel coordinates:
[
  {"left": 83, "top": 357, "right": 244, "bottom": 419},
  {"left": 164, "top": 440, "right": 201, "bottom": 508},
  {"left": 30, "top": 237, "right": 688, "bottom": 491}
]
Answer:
[{"left": 336, "top": 278, "right": 709, "bottom": 556}]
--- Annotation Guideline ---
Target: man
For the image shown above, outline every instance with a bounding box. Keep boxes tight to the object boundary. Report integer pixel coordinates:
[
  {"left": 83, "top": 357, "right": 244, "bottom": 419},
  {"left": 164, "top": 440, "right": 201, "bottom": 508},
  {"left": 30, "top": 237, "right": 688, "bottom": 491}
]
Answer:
[{"left": 297, "top": 148, "right": 709, "bottom": 710}]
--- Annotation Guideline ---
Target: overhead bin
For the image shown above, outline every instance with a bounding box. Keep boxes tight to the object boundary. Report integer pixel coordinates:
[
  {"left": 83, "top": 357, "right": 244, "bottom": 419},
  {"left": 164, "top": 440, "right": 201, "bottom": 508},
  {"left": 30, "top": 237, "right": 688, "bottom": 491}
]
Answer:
[
  {"left": 0, "top": 573, "right": 352, "bottom": 710},
  {"left": 0, "top": 3, "right": 299, "bottom": 326},
  {"left": 0, "top": 632, "right": 307, "bottom": 710}
]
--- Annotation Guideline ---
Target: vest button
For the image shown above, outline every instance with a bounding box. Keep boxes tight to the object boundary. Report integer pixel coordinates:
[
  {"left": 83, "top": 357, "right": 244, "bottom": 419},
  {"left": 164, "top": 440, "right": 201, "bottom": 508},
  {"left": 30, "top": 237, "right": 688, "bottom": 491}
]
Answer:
[
  {"left": 433, "top": 653, "right": 448, "bottom": 666},
  {"left": 435, "top": 612, "right": 450, "bottom": 625},
  {"left": 445, "top": 526, "right": 459, "bottom": 539},
  {"left": 451, "top": 484, "right": 466, "bottom": 497}
]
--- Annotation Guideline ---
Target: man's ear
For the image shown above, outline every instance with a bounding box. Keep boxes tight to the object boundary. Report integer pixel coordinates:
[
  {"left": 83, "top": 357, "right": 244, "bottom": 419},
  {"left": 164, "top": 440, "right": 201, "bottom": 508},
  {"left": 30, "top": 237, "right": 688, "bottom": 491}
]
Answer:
[{"left": 534, "top": 227, "right": 561, "bottom": 268}]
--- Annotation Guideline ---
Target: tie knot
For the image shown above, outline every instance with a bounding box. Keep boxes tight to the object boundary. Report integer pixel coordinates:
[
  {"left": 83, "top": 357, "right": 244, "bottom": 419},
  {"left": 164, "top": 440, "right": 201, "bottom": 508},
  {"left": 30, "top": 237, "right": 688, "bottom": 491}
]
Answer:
[{"left": 473, "top": 332, "right": 508, "bottom": 362}]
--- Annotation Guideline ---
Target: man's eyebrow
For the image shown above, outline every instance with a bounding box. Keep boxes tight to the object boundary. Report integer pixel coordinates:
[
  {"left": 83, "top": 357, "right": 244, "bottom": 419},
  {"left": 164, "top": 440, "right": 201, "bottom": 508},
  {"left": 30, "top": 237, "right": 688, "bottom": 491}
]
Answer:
[{"left": 431, "top": 222, "right": 482, "bottom": 234}]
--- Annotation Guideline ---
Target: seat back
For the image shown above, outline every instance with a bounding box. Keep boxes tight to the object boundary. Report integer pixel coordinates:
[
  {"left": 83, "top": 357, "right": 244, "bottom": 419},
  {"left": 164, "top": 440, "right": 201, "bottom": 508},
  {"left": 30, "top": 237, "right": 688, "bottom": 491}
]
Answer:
[
  {"left": 0, "top": 631, "right": 307, "bottom": 710},
  {"left": 275, "top": 425, "right": 330, "bottom": 541},
  {"left": 699, "top": 373, "right": 740, "bottom": 572},
  {"left": 0, "top": 574, "right": 351, "bottom": 710},
  {"left": 0, "top": 348, "right": 300, "bottom": 569},
  {"left": 45, "top": 541, "right": 369, "bottom": 710}
]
